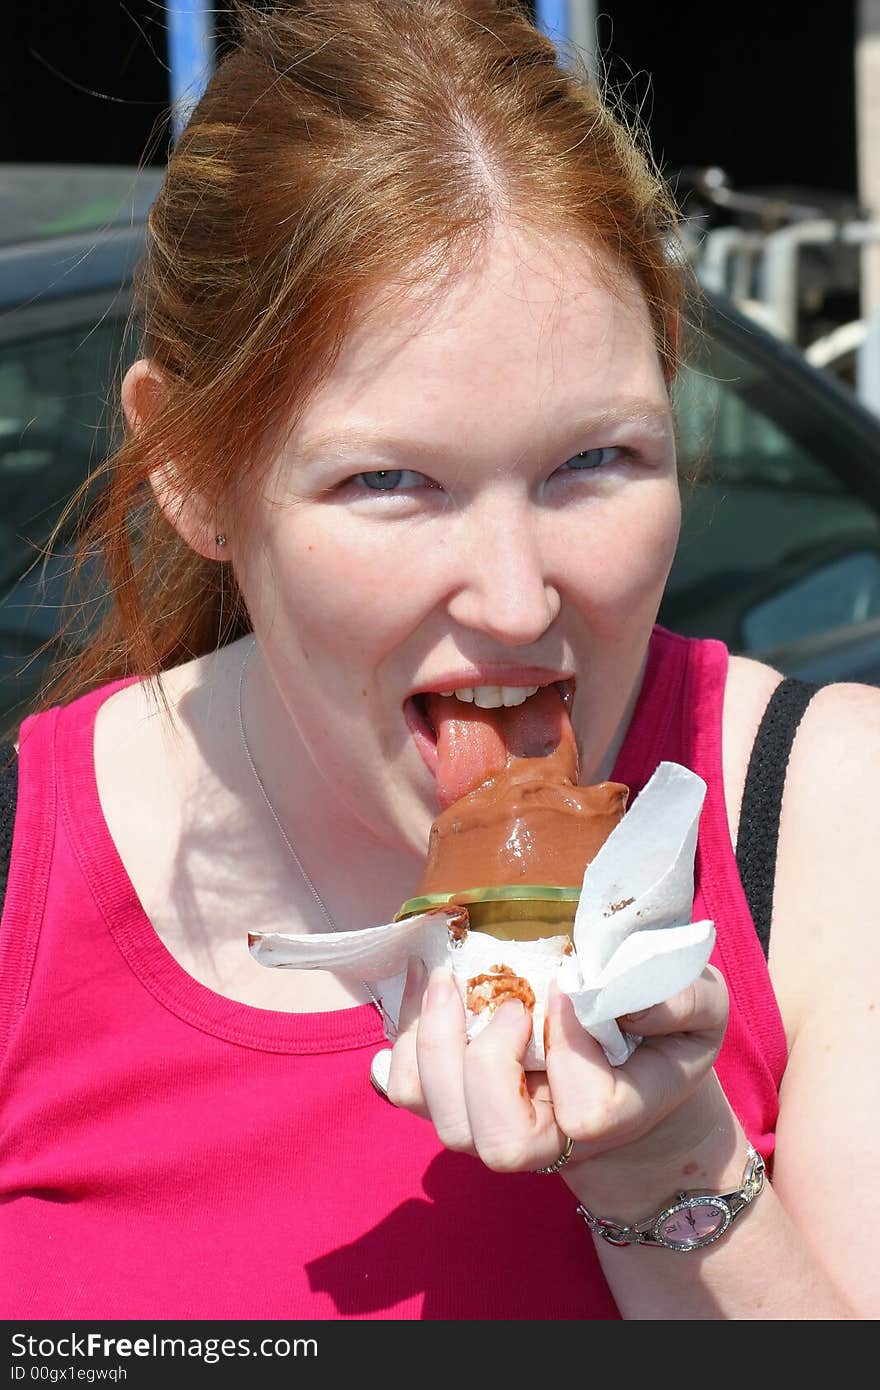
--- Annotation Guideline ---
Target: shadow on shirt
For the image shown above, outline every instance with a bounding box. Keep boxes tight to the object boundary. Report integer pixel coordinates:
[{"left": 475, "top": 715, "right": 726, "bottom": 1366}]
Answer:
[{"left": 305, "top": 1148, "right": 619, "bottom": 1320}]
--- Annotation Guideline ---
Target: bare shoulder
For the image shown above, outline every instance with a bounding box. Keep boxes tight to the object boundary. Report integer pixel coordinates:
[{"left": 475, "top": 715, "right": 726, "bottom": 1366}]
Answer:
[
  {"left": 772, "top": 673, "right": 880, "bottom": 924},
  {"left": 755, "top": 676, "right": 880, "bottom": 1308},
  {"left": 91, "top": 647, "right": 243, "bottom": 947},
  {"left": 722, "top": 653, "right": 880, "bottom": 834},
  {"left": 721, "top": 656, "right": 880, "bottom": 1040},
  {"left": 780, "top": 672, "right": 880, "bottom": 768},
  {"left": 760, "top": 670, "right": 880, "bottom": 1043},
  {"left": 94, "top": 653, "right": 216, "bottom": 762},
  {"left": 93, "top": 654, "right": 215, "bottom": 831}
]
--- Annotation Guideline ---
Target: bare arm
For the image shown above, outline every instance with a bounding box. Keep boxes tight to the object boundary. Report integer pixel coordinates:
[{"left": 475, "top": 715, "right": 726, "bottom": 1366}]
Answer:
[{"left": 758, "top": 679, "right": 880, "bottom": 1315}]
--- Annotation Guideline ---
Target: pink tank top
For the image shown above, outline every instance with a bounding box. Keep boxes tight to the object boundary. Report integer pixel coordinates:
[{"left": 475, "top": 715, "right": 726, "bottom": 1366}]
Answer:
[{"left": 0, "top": 627, "right": 787, "bottom": 1320}]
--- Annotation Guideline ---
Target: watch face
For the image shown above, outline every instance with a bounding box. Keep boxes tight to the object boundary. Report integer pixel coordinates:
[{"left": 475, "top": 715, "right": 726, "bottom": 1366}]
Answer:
[{"left": 655, "top": 1197, "right": 731, "bottom": 1250}]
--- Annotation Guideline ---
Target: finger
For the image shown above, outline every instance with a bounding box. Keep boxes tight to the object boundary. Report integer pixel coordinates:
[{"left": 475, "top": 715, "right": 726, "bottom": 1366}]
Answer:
[
  {"left": 616, "top": 966, "right": 729, "bottom": 1042},
  {"left": 414, "top": 967, "right": 472, "bottom": 1151},
  {"left": 606, "top": 967, "right": 729, "bottom": 1139},
  {"left": 384, "top": 956, "right": 430, "bottom": 1115},
  {"left": 546, "top": 977, "right": 726, "bottom": 1155},
  {"left": 397, "top": 955, "right": 429, "bottom": 1033},
  {"left": 544, "top": 986, "right": 618, "bottom": 1149},
  {"left": 463, "top": 1000, "right": 567, "bottom": 1172}
]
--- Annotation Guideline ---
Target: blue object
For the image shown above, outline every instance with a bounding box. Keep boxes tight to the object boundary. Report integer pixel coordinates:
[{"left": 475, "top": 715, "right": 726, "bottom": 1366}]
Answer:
[
  {"left": 167, "top": 2, "right": 215, "bottom": 142},
  {"left": 533, "top": 0, "right": 570, "bottom": 44}
]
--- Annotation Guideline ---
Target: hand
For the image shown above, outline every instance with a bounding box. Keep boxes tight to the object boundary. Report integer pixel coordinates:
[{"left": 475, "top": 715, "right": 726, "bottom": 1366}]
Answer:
[{"left": 383, "top": 959, "right": 731, "bottom": 1181}]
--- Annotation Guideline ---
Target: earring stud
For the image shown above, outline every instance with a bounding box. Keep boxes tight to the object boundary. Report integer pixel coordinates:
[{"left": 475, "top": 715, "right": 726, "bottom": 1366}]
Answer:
[{"left": 215, "top": 532, "right": 227, "bottom": 548}]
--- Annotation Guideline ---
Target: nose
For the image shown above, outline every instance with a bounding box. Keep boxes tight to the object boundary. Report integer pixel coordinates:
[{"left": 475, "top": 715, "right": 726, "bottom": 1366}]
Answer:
[{"left": 445, "top": 498, "right": 561, "bottom": 646}]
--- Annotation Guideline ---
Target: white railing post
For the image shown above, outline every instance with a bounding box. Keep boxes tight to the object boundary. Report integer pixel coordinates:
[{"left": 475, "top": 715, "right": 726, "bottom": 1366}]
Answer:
[{"left": 858, "top": 306, "right": 880, "bottom": 416}]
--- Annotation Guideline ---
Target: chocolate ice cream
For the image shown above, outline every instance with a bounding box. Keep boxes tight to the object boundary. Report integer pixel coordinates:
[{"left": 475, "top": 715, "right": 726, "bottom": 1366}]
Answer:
[
  {"left": 399, "top": 683, "right": 628, "bottom": 938},
  {"left": 415, "top": 748, "right": 628, "bottom": 895}
]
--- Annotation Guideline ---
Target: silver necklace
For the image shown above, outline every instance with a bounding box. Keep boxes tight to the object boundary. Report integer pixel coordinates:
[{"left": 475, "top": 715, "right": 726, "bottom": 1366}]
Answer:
[{"left": 237, "top": 637, "right": 386, "bottom": 1024}]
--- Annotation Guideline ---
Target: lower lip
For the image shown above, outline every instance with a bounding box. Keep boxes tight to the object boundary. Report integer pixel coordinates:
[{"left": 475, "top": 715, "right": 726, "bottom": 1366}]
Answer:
[
  {"left": 403, "top": 681, "right": 577, "bottom": 781},
  {"left": 404, "top": 696, "right": 438, "bottom": 778}
]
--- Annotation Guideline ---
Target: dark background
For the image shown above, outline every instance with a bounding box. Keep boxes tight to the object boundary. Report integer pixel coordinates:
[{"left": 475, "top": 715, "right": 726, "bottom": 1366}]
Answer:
[{"left": 2, "top": 1, "right": 860, "bottom": 199}]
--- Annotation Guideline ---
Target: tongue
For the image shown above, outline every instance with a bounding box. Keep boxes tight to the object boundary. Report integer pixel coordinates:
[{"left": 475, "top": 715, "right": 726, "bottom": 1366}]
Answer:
[{"left": 424, "top": 685, "right": 578, "bottom": 810}]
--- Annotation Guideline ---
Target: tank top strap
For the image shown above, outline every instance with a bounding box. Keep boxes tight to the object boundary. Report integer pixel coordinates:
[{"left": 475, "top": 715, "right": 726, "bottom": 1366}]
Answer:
[
  {"left": 0, "top": 705, "right": 61, "bottom": 1058},
  {"left": 612, "top": 625, "right": 704, "bottom": 792},
  {"left": 613, "top": 626, "right": 736, "bottom": 891}
]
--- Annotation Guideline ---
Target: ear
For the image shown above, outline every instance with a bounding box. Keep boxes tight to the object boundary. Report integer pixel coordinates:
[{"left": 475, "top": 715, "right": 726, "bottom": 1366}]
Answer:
[{"left": 122, "top": 358, "right": 228, "bottom": 562}]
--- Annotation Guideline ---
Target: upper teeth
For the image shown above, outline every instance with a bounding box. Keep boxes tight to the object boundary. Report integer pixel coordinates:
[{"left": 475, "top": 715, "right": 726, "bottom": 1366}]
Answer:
[{"left": 437, "top": 684, "right": 541, "bottom": 708}]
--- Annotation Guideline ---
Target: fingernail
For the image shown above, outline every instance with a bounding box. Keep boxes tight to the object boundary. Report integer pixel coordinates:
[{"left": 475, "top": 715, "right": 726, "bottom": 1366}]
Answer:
[
  {"left": 426, "top": 968, "right": 454, "bottom": 1007},
  {"left": 621, "top": 1006, "right": 651, "bottom": 1023},
  {"left": 370, "top": 1048, "right": 392, "bottom": 1098}
]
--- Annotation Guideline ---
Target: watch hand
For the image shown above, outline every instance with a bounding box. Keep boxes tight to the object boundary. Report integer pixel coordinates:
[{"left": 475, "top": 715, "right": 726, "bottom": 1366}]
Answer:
[{"left": 686, "top": 1209, "right": 697, "bottom": 1230}]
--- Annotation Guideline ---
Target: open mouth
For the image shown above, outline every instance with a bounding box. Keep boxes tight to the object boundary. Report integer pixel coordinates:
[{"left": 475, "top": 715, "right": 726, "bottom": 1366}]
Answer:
[{"left": 404, "top": 678, "right": 575, "bottom": 779}]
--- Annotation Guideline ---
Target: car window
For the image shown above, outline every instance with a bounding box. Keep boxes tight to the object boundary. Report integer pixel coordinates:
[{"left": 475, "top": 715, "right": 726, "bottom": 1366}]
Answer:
[
  {"left": 0, "top": 309, "right": 129, "bottom": 726},
  {"left": 0, "top": 316, "right": 124, "bottom": 592},
  {"left": 662, "top": 329, "right": 880, "bottom": 655}
]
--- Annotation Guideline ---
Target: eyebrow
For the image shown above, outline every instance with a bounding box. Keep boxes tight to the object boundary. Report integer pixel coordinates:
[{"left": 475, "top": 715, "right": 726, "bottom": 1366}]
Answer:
[{"left": 293, "top": 399, "right": 673, "bottom": 462}]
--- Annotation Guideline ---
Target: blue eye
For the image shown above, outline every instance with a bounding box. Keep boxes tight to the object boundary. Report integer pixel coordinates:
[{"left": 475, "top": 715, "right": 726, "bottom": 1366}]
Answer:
[
  {"left": 564, "top": 446, "right": 622, "bottom": 471},
  {"left": 357, "top": 469, "right": 425, "bottom": 491}
]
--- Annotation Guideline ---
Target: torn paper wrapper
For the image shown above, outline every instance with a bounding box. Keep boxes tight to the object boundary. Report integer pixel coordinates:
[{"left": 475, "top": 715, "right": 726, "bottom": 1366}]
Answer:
[{"left": 248, "top": 761, "right": 716, "bottom": 1070}]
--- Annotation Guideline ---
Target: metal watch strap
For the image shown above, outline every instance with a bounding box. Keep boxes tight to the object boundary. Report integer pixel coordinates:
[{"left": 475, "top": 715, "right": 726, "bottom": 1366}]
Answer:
[{"left": 576, "top": 1144, "right": 765, "bottom": 1251}]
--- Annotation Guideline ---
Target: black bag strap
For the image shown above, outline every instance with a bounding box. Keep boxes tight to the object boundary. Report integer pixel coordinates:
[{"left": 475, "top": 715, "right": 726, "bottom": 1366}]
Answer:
[
  {"left": 736, "top": 677, "right": 821, "bottom": 959},
  {"left": 0, "top": 745, "right": 18, "bottom": 922}
]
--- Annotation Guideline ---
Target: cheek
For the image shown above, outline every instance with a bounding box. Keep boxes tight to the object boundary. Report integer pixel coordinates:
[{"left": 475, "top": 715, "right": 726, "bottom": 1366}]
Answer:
[
  {"left": 641, "top": 484, "right": 681, "bottom": 579},
  {"left": 246, "top": 521, "right": 431, "bottom": 665},
  {"left": 251, "top": 526, "right": 356, "bottom": 622},
  {"left": 562, "top": 482, "right": 680, "bottom": 614}
]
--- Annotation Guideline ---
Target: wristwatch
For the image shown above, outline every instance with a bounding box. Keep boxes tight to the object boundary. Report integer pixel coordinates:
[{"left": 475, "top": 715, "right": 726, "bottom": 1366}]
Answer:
[{"left": 576, "top": 1144, "right": 765, "bottom": 1252}]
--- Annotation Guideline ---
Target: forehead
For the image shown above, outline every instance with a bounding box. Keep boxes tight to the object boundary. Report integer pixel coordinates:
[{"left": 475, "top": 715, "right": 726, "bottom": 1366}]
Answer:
[{"left": 291, "top": 226, "right": 666, "bottom": 449}]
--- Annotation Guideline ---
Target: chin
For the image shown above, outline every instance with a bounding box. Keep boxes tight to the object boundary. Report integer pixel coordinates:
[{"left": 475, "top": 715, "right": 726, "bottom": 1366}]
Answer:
[
  {"left": 344, "top": 768, "right": 432, "bottom": 854},
  {"left": 387, "top": 776, "right": 438, "bottom": 854}
]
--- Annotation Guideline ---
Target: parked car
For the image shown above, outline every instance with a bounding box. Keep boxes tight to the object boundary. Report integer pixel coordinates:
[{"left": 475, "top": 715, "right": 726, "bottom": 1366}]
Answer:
[
  {"left": 3, "top": 163, "right": 880, "bottom": 727},
  {"left": 663, "top": 298, "right": 880, "bottom": 682}
]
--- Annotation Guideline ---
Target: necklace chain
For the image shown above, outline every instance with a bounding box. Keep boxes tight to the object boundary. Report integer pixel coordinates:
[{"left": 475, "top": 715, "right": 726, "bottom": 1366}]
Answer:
[{"left": 237, "top": 638, "right": 386, "bottom": 1022}]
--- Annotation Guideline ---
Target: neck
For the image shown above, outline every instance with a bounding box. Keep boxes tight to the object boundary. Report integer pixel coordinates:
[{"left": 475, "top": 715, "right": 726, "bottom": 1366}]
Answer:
[
  {"left": 591, "top": 645, "right": 650, "bottom": 785},
  {"left": 180, "top": 639, "right": 425, "bottom": 931}
]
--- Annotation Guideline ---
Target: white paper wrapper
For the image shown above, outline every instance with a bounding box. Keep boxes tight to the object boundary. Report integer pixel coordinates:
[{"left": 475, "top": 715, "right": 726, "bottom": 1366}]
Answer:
[{"left": 248, "top": 761, "right": 715, "bottom": 1070}]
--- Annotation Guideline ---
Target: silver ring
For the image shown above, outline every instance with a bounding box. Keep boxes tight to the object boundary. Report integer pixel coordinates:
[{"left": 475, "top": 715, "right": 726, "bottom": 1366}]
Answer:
[{"left": 533, "top": 1135, "right": 574, "bottom": 1174}]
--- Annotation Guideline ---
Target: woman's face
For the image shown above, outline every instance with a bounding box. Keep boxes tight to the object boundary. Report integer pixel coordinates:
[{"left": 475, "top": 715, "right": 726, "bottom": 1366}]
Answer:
[{"left": 234, "top": 225, "right": 680, "bottom": 855}]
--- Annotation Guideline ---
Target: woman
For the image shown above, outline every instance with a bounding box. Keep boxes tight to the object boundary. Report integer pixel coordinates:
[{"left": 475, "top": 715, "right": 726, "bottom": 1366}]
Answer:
[{"left": 1, "top": 0, "right": 877, "bottom": 1320}]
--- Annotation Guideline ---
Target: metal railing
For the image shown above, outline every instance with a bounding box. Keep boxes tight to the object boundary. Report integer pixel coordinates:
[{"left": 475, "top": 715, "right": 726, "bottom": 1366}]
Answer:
[{"left": 680, "top": 167, "right": 880, "bottom": 416}]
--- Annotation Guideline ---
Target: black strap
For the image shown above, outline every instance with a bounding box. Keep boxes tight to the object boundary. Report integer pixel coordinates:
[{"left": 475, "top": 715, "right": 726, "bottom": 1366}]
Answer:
[
  {"left": 736, "top": 678, "right": 821, "bottom": 959},
  {"left": 0, "top": 745, "right": 18, "bottom": 922}
]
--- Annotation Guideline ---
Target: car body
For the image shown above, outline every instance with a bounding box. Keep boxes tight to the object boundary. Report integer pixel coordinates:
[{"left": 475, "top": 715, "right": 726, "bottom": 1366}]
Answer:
[{"left": 2, "top": 164, "right": 880, "bottom": 727}]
